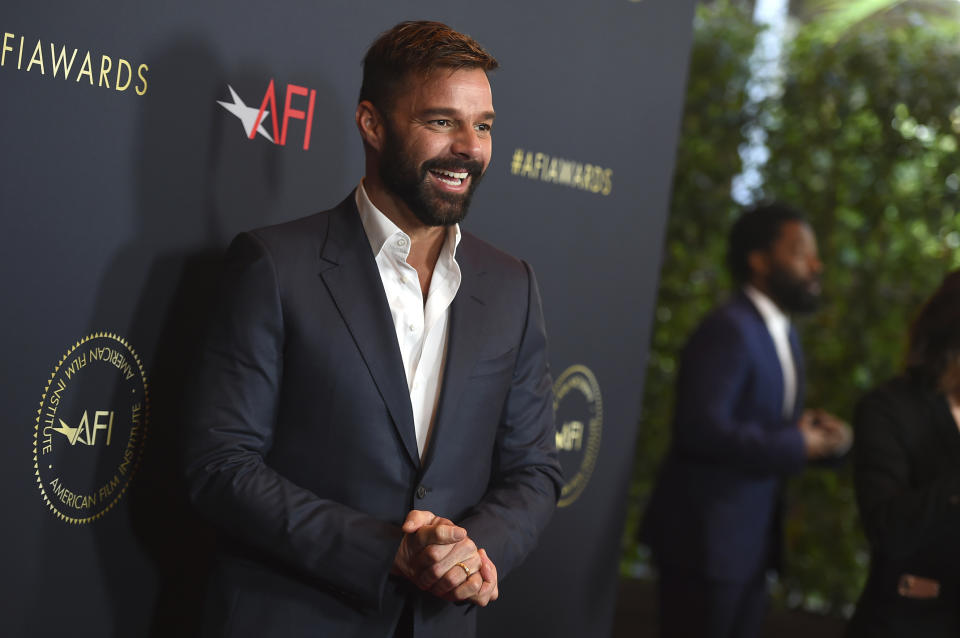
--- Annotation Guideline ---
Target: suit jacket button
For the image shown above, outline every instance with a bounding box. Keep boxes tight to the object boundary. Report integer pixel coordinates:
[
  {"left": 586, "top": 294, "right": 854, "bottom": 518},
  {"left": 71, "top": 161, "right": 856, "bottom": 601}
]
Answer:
[{"left": 416, "top": 485, "right": 427, "bottom": 499}]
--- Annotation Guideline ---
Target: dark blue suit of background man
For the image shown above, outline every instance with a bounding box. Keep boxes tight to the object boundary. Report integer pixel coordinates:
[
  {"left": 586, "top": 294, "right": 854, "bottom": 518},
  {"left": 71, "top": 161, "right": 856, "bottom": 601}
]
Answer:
[
  {"left": 184, "top": 21, "right": 562, "bottom": 638},
  {"left": 642, "top": 204, "right": 852, "bottom": 638}
]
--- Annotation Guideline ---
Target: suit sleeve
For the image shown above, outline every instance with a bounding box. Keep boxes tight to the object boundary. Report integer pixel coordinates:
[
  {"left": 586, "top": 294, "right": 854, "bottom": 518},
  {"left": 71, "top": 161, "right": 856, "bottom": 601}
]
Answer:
[
  {"left": 183, "top": 232, "right": 401, "bottom": 610},
  {"left": 458, "top": 261, "right": 563, "bottom": 579},
  {"left": 671, "top": 313, "right": 806, "bottom": 475},
  {"left": 853, "top": 390, "right": 960, "bottom": 564}
]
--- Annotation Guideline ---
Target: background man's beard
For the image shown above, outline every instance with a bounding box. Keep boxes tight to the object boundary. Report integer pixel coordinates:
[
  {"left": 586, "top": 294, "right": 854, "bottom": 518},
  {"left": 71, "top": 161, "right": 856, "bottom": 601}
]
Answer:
[
  {"left": 768, "top": 267, "right": 821, "bottom": 314},
  {"left": 379, "top": 130, "right": 484, "bottom": 227}
]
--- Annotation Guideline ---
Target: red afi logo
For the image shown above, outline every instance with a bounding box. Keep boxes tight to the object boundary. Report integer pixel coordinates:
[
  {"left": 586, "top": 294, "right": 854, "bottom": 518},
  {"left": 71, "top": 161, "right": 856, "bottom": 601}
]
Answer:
[{"left": 218, "top": 80, "right": 317, "bottom": 151}]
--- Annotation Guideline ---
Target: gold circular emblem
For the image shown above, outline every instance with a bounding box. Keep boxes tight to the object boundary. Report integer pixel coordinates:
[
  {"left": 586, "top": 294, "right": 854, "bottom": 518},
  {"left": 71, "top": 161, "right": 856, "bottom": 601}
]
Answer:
[
  {"left": 553, "top": 365, "right": 602, "bottom": 507},
  {"left": 33, "top": 333, "right": 149, "bottom": 524}
]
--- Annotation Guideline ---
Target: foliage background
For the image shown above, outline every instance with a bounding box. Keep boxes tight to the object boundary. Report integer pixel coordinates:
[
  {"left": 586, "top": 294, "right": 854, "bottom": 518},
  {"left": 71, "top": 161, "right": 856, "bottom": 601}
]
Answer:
[{"left": 623, "top": 0, "right": 960, "bottom": 615}]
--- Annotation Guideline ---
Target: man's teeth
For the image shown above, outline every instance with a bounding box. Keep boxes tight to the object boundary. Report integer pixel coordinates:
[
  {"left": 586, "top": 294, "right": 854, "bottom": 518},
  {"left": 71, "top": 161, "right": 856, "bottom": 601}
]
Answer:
[
  {"left": 432, "top": 169, "right": 468, "bottom": 185},
  {"left": 435, "top": 169, "right": 468, "bottom": 179}
]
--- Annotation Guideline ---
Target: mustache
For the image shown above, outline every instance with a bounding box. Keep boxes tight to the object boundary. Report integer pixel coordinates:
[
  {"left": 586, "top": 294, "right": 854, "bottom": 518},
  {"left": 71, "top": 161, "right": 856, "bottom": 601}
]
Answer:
[{"left": 422, "top": 158, "right": 484, "bottom": 177}]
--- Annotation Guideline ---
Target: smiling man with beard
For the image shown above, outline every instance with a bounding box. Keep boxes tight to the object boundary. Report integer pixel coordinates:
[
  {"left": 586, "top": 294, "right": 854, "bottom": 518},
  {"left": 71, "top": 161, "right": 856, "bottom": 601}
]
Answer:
[
  {"left": 641, "top": 203, "right": 852, "bottom": 638},
  {"left": 184, "top": 21, "right": 562, "bottom": 638}
]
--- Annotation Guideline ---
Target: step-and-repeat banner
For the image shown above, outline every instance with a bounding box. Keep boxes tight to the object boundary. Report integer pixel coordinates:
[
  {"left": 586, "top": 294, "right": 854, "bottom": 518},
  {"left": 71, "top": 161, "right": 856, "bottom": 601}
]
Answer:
[{"left": 1, "top": 1, "right": 695, "bottom": 635}]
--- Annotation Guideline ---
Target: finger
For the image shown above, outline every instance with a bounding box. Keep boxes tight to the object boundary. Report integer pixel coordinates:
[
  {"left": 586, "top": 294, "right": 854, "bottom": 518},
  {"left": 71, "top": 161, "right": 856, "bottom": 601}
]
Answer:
[
  {"left": 415, "top": 539, "right": 477, "bottom": 590},
  {"left": 471, "top": 580, "right": 494, "bottom": 606},
  {"left": 478, "top": 548, "right": 498, "bottom": 583},
  {"left": 818, "top": 412, "right": 848, "bottom": 432},
  {"left": 418, "top": 522, "right": 466, "bottom": 546},
  {"left": 414, "top": 545, "right": 458, "bottom": 588},
  {"left": 470, "top": 549, "right": 498, "bottom": 606},
  {"left": 404, "top": 513, "right": 457, "bottom": 535},
  {"left": 394, "top": 532, "right": 429, "bottom": 580},
  {"left": 415, "top": 538, "right": 458, "bottom": 571},
  {"left": 400, "top": 518, "right": 457, "bottom": 569},
  {"left": 445, "top": 572, "right": 483, "bottom": 603},
  {"left": 402, "top": 510, "right": 439, "bottom": 533},
  {"left": 818, "top": 417, "right": 842, "bottom": 432},
  {"left": 469, "top": 575, "right": 498, "bottom": 606},
  {"left": 429, "top": 558, "right": 478, "bottom": 597}
]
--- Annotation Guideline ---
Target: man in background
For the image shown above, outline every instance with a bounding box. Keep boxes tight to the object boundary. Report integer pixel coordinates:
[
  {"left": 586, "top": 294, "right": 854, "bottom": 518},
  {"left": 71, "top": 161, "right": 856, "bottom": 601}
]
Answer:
[
  {"left": 185, "top": 21, "right": 561, "bottom": 638},
  {"left": 642, "top": 203, "right": 852, "bottom": 638}
]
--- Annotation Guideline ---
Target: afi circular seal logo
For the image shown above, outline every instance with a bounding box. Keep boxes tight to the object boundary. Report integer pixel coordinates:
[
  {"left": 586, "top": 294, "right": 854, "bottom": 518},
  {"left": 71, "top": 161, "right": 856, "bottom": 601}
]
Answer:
[
  {"left": 553, "top": 365, "right": 602, "bottom": 508},
  {"left": 33, "top": 333, "right": 149, "bottom": 524}
]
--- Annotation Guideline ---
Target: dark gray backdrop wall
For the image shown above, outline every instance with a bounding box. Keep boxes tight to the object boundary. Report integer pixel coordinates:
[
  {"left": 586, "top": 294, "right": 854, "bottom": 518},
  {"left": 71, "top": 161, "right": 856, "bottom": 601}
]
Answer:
[{"left": 1, "top": 1, "right": 695, "bottom": 636}]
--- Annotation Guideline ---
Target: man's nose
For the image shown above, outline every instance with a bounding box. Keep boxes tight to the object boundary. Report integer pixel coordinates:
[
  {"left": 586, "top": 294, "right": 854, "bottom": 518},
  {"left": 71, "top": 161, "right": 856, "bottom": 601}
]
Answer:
[{"left": 451, "top": 126, "right": 482, "bottom": 159}]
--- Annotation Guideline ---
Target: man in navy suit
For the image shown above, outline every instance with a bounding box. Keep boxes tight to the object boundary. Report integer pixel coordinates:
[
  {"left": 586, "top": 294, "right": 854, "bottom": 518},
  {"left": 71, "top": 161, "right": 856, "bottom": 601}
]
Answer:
[
  {"left": 184, "top": 21, "right": 562, "bottom": 637},
  {"left": 641, "top": 203, "right": 852, "bottom": 638}
]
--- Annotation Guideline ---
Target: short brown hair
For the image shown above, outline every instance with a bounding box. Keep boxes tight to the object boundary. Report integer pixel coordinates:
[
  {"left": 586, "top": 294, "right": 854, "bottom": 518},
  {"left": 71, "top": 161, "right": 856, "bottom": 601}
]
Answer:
[{"left": 359, "top": 21, "right": 499, "bottom": 110}]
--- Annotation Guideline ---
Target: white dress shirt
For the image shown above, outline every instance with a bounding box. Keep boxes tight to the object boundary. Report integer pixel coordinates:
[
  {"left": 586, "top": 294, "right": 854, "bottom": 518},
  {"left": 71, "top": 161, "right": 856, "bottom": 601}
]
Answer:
[
  {"left": 743, "top": 285, "right": 797, "bottom": 419},
  {"left": 355, "top": 182, "right": 462, "bottom": 459}
]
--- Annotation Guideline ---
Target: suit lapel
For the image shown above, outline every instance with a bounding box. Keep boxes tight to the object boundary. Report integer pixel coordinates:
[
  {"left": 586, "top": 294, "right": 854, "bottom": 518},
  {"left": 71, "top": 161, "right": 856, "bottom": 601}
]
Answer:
[
  {"left": 737, "top": 293, "right": 786, "bottom": 420},
  {"left": 422, "top": 237, "right": 489, "bottom": 471},
  {"left": 317, "top": 195, "right": 420, "bottom": 467}
]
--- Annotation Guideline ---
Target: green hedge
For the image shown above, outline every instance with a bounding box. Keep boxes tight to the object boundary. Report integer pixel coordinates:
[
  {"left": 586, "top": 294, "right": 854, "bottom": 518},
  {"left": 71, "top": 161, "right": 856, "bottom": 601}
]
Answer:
[{"left": 624, "top": 0, "right": 960, "bottom": 614}]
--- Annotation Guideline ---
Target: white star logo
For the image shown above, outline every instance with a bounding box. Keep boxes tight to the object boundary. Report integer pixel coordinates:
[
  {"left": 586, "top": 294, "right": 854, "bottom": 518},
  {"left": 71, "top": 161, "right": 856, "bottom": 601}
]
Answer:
[
  {"left": 217, "top": 85, "right": 275, "bottom": 143},
  {"left": 53, "top": 418, "right": 84, "bottom": 445}
]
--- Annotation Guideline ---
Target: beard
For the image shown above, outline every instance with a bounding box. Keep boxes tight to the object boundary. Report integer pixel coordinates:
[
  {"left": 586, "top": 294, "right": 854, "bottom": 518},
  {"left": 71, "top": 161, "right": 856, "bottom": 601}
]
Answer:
[
  {"left": 768, "top": 265, "right": 822, "bottom": 314},
  {"left": 378, "top": 124, "right": 484, "bottom": 227}
]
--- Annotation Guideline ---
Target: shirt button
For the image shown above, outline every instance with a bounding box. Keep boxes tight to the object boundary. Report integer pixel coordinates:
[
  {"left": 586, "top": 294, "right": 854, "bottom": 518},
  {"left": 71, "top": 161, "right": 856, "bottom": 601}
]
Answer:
[
  {"left": 397, "top": 238, "right": 407, "bottom": 247},
  {"left": 399, "top": 276, "right": 407, "bottom": 284},
  {"left": 408, "top": 324, "right": 416, "bottom": 332},
  {"left": 416, "top": 485, "right": 427, "bottom": 499}
]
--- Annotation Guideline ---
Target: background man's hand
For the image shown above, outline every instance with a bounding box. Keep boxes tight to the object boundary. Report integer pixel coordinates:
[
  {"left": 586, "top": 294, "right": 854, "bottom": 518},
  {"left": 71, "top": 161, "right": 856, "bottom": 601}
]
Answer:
[
  {"left": 393, "top": 510, "right": 499, "bottom": 606},
  {"left": 811, "top": 409, "right": 853, "bottom": 454},
  {"left": 799, "top": 409, "right": 853, "bottom": 458}
]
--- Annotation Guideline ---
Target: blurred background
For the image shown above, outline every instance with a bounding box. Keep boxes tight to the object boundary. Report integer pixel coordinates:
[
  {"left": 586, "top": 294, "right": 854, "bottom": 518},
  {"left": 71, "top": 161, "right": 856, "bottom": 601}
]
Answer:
[{"left": 620, "top": 0, "right": 960, "bottom": 628}]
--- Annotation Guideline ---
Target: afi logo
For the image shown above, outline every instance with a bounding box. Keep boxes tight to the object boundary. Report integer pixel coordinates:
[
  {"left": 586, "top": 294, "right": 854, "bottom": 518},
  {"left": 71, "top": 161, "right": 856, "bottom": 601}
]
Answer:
[
  {"left": 218, "top": 80, "right": 317, "bottom": 150},
  {"left": 53, "top": 410, "right": 115, "bottom": 446},
  {"left": 556, "top": 421, "right": 584, "bottom": 452}
]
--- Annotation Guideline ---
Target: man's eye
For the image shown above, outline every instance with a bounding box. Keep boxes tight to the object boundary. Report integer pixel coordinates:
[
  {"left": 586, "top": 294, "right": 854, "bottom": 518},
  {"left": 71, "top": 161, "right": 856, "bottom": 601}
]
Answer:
[
  {"left": 476, "top": 123, "right": 492, "bottom": 133},
  {"left": 431, "top": 120, "right": 451, "bottom": 127}
]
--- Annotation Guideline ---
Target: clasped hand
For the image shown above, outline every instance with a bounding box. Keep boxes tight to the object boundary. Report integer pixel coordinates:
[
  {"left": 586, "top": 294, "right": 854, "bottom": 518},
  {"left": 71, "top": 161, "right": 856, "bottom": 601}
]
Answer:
[
  {"left": 799, "top": 408, "right": 853, "bottom": 459},
  {"left": 392, "top": 510, "right": 499, "bottom": 607}
]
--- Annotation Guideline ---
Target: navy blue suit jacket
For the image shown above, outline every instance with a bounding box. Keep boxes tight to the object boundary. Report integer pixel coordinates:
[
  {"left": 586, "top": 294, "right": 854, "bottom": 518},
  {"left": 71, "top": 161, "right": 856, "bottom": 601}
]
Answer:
[
  {"left": 642, "top": 292, "right": 807, "bottom": 583},
  {"left": 184, "top": 193, "right": 562, "bottom": 637}
]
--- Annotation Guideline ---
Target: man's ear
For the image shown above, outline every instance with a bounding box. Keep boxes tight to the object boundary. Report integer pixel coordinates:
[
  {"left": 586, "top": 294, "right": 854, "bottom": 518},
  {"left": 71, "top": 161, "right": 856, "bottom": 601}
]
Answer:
[
  {"left": 356, "top": 100, "right": 385, "bottom": 152},
  {"left": 747, "top": 250, "right": 769, "bottom": 279}
]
